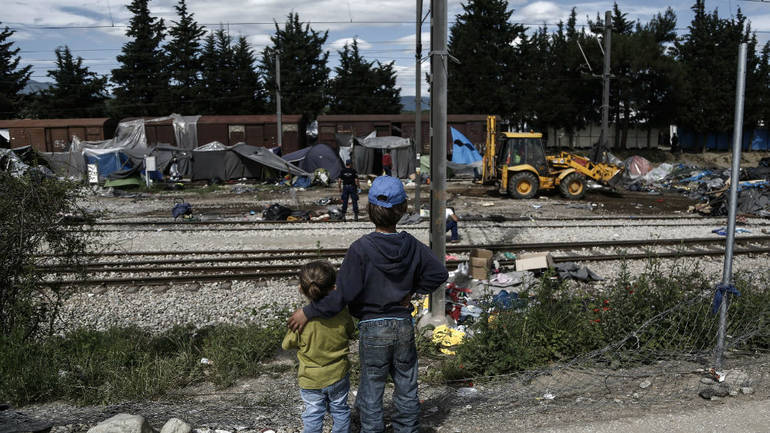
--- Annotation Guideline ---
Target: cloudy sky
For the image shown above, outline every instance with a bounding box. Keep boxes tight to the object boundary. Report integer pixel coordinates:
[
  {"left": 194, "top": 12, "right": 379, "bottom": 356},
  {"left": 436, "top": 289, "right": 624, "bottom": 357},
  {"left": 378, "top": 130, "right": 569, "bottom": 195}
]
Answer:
[{"left": 6, "top": 0, "right": 770, "bottom": 96}]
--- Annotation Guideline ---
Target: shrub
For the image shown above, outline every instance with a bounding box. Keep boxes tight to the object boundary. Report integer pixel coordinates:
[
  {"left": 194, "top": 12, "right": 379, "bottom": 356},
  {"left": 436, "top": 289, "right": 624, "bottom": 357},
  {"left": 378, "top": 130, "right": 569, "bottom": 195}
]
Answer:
[
  {"left": 442, "top": 261, "right": 770, "bottom": 382},
  {"left": 0, "top": 172, "right": 95, "bottom": 340}
]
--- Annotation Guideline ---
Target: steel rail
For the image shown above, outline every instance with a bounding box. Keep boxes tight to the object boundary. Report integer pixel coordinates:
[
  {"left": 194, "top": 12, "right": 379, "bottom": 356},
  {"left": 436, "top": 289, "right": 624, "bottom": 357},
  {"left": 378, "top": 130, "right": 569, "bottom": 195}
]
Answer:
[
  {"left": 41, "top": 235, "right": 770, "bottom": 263},
  {"left": 47, "top": 243, "right": 770, "bottom": 287}
]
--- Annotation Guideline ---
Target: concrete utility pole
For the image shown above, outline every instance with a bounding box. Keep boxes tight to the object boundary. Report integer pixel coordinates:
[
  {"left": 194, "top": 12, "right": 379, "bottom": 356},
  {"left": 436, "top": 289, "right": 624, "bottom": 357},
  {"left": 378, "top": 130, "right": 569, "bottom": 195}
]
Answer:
[
  {"left": 276, "top": 53, "right": 283, "bottom": 148},
  {"left": 600, "top": 10, "right": 611, "bottom": 149},
  {"left": 428, "top": 0, "right": 447, "bottom": 323},
  {"left": 414, "top": 0, "right": 423, "bottom": 217},
  {"left": 715, "top": 42, "right": 748, "bottom": 369}
]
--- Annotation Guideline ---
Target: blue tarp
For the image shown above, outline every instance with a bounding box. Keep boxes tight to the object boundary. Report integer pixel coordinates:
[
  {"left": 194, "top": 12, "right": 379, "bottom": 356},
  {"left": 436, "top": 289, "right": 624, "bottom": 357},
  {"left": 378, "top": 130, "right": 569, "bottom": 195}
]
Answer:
[
  {"left": 450, "top": 127, "right": 483, "bottom": 165},
  {"left": 679, "top": 128, "right": 770, "bottom": 151},
  {"left": 85, "top": 151, "right": 132, "bottom": 179}
]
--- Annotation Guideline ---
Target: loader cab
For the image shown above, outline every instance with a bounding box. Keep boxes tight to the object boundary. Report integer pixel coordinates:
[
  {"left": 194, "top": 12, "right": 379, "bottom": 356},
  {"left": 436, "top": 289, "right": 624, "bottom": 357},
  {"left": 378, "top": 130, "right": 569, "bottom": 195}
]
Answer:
[{"left": 499, "top": 132, "right": 548, "bottom": 174}]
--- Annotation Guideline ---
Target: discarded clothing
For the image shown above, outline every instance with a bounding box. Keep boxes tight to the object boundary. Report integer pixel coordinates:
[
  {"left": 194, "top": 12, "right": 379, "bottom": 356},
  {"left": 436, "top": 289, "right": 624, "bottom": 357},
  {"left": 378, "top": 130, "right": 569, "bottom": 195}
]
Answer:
[
  {"left": 553, "top": 262, "right": 603, "bottom": 281},
  {"left": 432, "top": 324, "right": 466, "bottom": 355},
  {"left": 172, "top": 202, "right": 192, "bottom": 219},
  {"left": 712, "top": 227, "right": 752, "bottom": 236},
  {"left": 263, "top": 203, "right": 292, "bottom": 221}
]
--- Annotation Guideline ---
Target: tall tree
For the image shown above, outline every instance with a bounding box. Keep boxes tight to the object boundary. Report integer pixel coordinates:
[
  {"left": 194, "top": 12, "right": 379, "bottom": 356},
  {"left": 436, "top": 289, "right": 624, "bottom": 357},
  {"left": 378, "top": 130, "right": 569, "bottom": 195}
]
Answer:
[
  {"left": 231, "top": 35, "right": 267, "bottom": 114},
  {"left": 198, "top": 30, "right": 267, "bottom": 114},
  {"left": 30, "top": 46, "right": 108, "bottom": 118},
  {"left": 0, "top": 24, "right": 32, "bottom": 119},
  {"left": 110, "top": 0, "right": 166, "bottom": 117},
  {"left": 328, "top": 39, "right": 402, "bottom": 114},
  {"left": 164, "top": 0, "right": 206, "bottom": 114},
  {"left": 260, "top": 13, "right": 330, "bottom": 119},
  {"left": 673, "top": 1, "right": 757, "bottom": 146},
  {"left": 448, "top": 0, "right": 526, "bottom": 122}
]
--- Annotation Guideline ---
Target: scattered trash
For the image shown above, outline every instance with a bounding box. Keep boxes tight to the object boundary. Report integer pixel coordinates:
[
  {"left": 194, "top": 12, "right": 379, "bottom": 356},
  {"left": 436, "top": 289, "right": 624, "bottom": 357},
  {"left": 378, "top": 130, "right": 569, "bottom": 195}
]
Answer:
[
  {"left": 515, "top": 252, "right": 553, "bottom": 272},
  {"left": 711, "top": 227, "right": 752, "bottom": 236},
  {"left": 639, "top": 380, "right": 651, "bottom": 389},
  {"left": 263, "top": 203, "right": 292, "bottom": 221},
  {"left": 457, "top": 387, "right": 479, "bottom": 397},
  {"left": 200, "top": 358, "right": 213, "bottom": 365},
  {"left": 432, "top": 325, "right": 466, "bottom": 355},
  {"left": 553, "top": 262, "right": 603, "bottom": 282},
  {"left": 531, "top": 204, "right": 542, "bottom": 210},
  {"left": 542, "top": 393, "right": 555, "bottom": 400},
  {"left": 481, "top": 201, "right": 495, "bottom": 207},
  {"left": 172, "top": 200, "right": 192, "bottom": 220}
]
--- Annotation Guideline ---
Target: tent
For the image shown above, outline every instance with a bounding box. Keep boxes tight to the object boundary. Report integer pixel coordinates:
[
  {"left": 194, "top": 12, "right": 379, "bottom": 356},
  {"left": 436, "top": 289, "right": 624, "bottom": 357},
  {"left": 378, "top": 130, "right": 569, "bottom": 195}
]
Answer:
[
  {"left": 351, "top": 134, "right": 415, "bottom": 178},
  {"left": 192, "top": 142, "right": 310, "bottom": 182},
  {"left": 282, "top": 143, "right": 343, "bottom": 180},
  {"left": 450, "top": 127, "right": 483, "bottom": 166}
]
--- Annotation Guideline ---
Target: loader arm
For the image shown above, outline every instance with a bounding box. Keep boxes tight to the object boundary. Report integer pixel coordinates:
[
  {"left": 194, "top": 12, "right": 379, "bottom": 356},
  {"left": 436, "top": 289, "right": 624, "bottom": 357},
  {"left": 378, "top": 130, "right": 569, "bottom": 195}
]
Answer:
[{"left": 547, "top": 152, "right": 623, "bottom": 187}]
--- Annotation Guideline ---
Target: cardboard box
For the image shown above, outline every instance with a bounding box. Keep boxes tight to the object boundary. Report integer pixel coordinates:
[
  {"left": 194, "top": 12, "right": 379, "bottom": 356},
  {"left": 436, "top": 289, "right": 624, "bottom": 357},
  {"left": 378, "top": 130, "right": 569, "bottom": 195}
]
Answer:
[
  {"left": 470, "top": 248, "right": 493, "bottom": 279},
  {"left": 470, "top": 248, "right": 493, "bottom": 267},
  {"left": 470, "top": 265, "right": 489, "bottom": 280},
  {"left": 516, "top": 252, "right": 554, "bottom": 271}
]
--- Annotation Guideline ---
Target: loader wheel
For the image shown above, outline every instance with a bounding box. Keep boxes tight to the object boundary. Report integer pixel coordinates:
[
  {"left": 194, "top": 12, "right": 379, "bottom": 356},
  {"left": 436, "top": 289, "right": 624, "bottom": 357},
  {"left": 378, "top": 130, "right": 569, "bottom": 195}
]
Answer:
[
  {"left": 508, "top": 172, "right": 539, "bottom": 199},
  {"left": 559, "top": 172, "right": 587, "bottom": 200}
]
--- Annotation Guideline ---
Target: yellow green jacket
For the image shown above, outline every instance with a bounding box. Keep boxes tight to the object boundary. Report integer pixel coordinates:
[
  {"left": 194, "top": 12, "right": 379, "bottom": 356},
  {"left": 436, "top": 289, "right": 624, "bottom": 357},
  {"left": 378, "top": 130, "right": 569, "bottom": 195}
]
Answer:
[{"left": 282, "top": 307, "right": 355, "bottom": 389}]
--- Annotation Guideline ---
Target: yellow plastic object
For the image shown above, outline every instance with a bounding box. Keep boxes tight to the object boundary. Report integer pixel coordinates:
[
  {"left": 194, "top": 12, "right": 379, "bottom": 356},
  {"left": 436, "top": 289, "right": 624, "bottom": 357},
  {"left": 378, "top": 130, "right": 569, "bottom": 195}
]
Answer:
[{"left": 432, "top": 324, "right": 466, "bottom": 355}]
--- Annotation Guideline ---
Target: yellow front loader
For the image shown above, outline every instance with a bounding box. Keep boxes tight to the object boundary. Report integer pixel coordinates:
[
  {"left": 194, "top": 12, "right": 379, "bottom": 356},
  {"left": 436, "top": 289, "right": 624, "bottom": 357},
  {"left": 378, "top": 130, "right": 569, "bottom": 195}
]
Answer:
[{"left": 482, "top": 116, "right": 623, "bottom": 199}]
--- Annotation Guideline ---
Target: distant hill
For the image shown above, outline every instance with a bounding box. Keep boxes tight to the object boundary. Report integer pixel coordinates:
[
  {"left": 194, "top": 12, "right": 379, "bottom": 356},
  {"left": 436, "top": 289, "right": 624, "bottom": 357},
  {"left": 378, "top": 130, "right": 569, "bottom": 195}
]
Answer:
[
  {"left": 400, "top": 96, "right": 431, "bottom": 112},
  {"left": 22, "top": 79, "right": 52, "bottom": 94}
]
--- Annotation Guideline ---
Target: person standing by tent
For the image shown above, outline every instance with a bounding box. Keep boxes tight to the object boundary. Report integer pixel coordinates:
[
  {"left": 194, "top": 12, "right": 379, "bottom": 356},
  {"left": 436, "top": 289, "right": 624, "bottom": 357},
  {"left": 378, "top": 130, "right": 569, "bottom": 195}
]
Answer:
[
  {"left": 382, "top": 150, "right": 393, "bottom": 176},
  {"left": 339, "top": 160, "right": 360, "bottom": 221}
]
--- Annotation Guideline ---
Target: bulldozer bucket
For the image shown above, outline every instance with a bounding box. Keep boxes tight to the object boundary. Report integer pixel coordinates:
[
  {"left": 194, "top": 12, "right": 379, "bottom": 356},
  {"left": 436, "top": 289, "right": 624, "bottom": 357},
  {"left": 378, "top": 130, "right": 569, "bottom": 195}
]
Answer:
[{"left": 606, "top": 169, "right": 624, "bottom": 190}]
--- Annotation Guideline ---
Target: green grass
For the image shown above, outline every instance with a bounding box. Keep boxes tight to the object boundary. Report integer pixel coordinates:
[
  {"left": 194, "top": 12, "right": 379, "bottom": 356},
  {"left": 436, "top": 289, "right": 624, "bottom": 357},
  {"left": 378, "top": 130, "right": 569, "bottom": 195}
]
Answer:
[{"left": 0, "top": 316, "right": 287, "bottom": 406}]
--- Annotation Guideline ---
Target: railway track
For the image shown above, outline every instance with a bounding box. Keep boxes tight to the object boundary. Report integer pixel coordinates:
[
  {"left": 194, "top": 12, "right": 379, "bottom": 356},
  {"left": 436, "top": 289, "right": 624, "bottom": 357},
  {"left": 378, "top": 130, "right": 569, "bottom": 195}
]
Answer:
[{"left": 45, "top": 236, "right": 770, "bottom": 287}]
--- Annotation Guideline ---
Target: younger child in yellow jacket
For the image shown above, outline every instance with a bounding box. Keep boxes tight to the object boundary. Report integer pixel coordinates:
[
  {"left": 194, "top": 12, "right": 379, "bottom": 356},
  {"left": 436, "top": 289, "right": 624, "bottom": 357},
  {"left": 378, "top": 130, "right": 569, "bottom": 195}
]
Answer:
[{"left": 282, "top": 261, "right": 355, "bottom": 433}]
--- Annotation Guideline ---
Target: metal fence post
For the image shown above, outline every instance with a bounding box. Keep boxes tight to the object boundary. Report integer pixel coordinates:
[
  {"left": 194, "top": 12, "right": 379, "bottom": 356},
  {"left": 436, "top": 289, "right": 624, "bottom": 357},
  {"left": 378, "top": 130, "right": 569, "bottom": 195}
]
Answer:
[{"left": 715, "top": 42, "right": 747, "bottom": 369}]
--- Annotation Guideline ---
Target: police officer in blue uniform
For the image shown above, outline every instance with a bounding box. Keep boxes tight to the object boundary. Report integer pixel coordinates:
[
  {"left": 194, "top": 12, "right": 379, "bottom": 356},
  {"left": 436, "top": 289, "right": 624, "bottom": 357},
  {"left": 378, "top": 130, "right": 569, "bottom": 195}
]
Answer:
[{"left": 339, "top": 160, "right": 360, "bottom": 221}]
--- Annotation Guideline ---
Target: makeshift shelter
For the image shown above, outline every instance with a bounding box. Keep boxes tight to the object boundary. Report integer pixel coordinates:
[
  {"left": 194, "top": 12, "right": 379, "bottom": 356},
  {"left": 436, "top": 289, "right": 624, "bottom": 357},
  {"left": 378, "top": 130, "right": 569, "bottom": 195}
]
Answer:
[
  {"left": 450, "top": 127, "right": 483, "bottom": 165},
  {"left": 351, "top": 134, "right": 415, "bottom": 178},
  {"left": 282, "top": 143, "right": 343, "bottom": 180},
  {"left": 192, "top": 142, "right": 310, "bottom": 182}
]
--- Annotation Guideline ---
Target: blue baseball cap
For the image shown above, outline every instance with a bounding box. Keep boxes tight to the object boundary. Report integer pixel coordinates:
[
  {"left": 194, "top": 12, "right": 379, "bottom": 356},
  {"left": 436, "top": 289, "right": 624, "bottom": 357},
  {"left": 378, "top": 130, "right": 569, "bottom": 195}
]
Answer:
[{"left": 368, "top": 176, "right": 407, "bottom": 208}]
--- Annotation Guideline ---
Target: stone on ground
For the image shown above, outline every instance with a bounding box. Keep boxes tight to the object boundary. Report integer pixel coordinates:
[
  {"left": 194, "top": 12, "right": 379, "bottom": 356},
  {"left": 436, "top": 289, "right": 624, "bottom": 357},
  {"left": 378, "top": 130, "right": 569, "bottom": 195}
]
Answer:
[
  {"left": 160, "top": 418, "right": 191, "bottom": 433},
  {"left": 87, "top": 414, "right": 155, "bottom": 433}
]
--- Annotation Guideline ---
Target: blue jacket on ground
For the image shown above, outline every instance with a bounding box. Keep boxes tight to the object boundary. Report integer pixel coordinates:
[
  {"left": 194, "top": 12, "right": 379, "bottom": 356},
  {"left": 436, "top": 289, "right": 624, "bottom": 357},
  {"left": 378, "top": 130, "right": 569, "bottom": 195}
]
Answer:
[{"left": 303, "top": 231, "right": 449, "bottom": 321}]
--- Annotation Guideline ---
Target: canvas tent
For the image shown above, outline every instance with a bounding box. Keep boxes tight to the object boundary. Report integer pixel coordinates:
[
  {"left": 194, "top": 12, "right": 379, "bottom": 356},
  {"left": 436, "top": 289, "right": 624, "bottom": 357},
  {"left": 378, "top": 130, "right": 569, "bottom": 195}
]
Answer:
[
  {"left": 192, "top": 141, "right": 310, "bottom": 182},
  {"left": 282, "top": 143, "right": 343, "bottom": 180},
  {"left": 350, "top": 133, "right": 415, "bottom": 178}
]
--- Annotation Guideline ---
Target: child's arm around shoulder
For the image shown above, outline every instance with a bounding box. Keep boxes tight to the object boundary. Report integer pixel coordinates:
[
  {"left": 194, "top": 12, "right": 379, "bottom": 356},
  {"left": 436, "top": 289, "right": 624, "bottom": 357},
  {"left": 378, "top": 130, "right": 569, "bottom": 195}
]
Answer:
[{"left": 415, "top": 242, "right": 449, "bottom": 294}]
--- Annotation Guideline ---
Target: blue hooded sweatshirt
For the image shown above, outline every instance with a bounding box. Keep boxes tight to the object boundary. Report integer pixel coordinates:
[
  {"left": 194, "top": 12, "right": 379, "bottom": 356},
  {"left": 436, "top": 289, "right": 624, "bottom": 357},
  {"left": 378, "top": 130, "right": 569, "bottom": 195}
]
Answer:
[{"left": 303, "top": 231, "right": 449, "bottom": 321}]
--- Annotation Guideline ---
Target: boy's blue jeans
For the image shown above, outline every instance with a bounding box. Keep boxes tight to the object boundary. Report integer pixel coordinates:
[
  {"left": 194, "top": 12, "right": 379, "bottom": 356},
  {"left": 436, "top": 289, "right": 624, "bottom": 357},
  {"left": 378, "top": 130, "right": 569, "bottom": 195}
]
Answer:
[
  {"left": 300, "top": 374, "right": 350, "bottom": 433},
  {"left": 356, "top": 318, "right": 419, "bottom": 433}
]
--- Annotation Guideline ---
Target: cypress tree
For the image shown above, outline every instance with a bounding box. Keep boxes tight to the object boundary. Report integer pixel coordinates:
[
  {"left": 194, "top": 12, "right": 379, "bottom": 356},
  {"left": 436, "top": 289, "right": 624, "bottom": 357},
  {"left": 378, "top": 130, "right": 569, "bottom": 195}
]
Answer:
[
  {"left": 447, "top": 0, "right": 526, "bottom": 122},
  {"left": 31, "top": 46, "right": 108, "bottom": 118},
  {"left": 260, "top": 13, "right": 330, "bottom": 119},
  {"left": 231, "top": 36, "right": 267, "bottom": 114},
  {"left": 165, "top": 0, "right": 206, "bottom": 114},
  {"left": 0, "top": 23, "right": 32, "bottom": 119},
  {"left": 328, "top": 39, "right": 401, "bottom": 114},
  {"left": 110, "top": 0, "right": 166, "bottom": 117}
]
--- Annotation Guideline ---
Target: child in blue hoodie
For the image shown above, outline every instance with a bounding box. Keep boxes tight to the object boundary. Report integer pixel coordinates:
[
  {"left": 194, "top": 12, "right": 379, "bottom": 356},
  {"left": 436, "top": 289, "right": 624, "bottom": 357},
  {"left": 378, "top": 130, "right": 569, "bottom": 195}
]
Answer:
[{"left": 288, "top": 176, "right": 448, "bottom": 433}]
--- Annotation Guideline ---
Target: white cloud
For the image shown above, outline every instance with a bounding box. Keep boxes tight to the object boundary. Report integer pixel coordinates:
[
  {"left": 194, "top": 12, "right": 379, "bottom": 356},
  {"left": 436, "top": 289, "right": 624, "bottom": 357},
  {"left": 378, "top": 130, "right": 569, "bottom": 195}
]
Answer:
[
  {"left": 516, "top": 1, "right": 567, "bottom": 24},
  {"left": 329, "top": 37, "right": 373, "bottom": 51}
]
